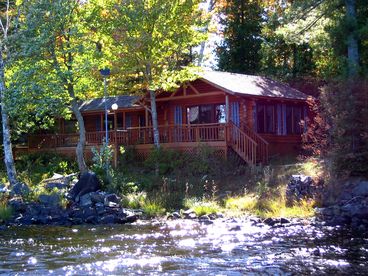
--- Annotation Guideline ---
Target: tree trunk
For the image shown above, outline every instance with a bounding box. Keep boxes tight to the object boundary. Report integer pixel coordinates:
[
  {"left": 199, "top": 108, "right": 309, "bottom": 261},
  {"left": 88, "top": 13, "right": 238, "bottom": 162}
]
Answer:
[
  {"left": 149, "top": 89, "right": 160, "bottom": 149},
  {"left": 71, "top": 98, "right": 88, "bottom": 174},
  {"left": 345, "top": 0, "right": 359, "bottom": 77},
  {"left": 0, "top": 54, "right": 18, "bottom": 186}
]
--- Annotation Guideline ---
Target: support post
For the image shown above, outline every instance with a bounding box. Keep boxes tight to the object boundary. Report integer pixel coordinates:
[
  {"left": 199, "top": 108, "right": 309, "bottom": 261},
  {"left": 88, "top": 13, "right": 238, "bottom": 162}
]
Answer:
[{"left": 225, "top": 95, "right": 230, "bottom": 123}]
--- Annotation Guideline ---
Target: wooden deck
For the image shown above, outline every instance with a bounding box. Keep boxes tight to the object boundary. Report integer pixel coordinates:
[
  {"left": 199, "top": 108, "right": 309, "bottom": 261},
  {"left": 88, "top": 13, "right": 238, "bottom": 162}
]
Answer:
[{"left": 24, "top": 123, "right": 269, "bottom": 166}]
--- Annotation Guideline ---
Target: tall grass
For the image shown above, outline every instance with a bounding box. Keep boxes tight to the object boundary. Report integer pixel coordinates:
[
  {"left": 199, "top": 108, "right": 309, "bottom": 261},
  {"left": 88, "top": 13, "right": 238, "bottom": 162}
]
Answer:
[{"left": 0, "top": 203, "right": 13, "bottom": 222}]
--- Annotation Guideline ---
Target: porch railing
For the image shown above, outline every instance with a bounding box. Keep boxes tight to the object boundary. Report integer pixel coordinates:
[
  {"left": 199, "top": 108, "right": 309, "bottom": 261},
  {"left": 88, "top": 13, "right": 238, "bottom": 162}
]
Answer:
[
  {"left": 27, "top": 123, "right": 227, "bottom": 148},
  {"left": 27, "top": 122, "right": 268, "bottom": 165}
]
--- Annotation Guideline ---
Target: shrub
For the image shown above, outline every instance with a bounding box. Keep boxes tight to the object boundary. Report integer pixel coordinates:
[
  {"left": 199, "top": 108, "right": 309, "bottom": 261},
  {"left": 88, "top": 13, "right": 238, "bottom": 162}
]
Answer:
[
  {"left": 16, "top": 152, "right": 78, "bottom": 185},
  {"left": 91, "top": 143, "right": 114, "bottom": 188},
  {"left": 183, "top": 198, "right": 221, "bottom": 216},
  {"left": 0, "top": 203, "right": 13, "bottom": 222}
]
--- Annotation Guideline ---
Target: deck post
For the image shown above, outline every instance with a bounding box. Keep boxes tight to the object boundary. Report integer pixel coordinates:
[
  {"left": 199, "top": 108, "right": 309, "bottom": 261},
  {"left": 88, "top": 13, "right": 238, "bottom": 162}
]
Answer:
[{"left": 225, "top": 95, "right": 230, "bottom": 123}]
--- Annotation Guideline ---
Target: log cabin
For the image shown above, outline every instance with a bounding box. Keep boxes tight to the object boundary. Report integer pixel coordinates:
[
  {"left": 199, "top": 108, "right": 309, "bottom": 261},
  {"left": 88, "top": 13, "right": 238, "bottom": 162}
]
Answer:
[{"left": 20, "top": 71, "right": 310, "bottom": 166}]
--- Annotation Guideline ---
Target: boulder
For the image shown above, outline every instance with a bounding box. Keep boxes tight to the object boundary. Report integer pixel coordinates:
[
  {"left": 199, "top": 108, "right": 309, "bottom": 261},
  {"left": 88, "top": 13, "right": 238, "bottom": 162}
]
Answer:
[
  {"left": 68, "top": 172, "right": 101, "bottom": 202},
  {"left": 10, "top": 183, "right": 30, "bottom": 196},
  {"left": 79, "top": 193, "right": 93, "bottom": 207},
  {"left": 45, "top": 182, "right": 67, "bottom": 190},
  {"left": 38, "top": 194, "right": 60, "bottom": 207},
  {"left": 352, "top": 181, "right": 368, "bottom": 197}
]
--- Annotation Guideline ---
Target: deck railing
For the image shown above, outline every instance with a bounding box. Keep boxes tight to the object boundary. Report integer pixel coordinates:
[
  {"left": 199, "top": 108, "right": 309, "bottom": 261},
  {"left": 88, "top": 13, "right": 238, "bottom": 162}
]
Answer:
[
  {"left": 27, "top": 122, "right": 268, "bottom": 165},
  {"left": 28, "top": 123, "right": 226, "bottom": 148}
]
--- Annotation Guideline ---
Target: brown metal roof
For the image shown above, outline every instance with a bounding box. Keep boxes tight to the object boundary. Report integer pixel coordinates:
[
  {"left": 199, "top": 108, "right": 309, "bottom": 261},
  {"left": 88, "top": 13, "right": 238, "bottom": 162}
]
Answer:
[
  {"left": 201, "top": 71, "right": 308, "bottom": 100},
  {"left": 79, "top": 95, "right": 140, "bottom": 112}
]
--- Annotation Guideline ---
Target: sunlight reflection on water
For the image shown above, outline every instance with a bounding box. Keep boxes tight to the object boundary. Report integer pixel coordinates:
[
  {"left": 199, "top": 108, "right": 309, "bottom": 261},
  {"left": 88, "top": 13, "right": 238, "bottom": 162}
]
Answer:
[{"left": 0, "top": 219, "right": 368, "bottom": 275}]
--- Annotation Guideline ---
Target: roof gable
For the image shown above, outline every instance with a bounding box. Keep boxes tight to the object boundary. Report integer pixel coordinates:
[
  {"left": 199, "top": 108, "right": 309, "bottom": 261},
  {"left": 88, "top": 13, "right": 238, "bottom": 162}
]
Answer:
[
  {"left": 201, "top": 71, "right": 308, "bottom": 100},
  {"left": 80, "top": 95, "right": 140, "bottom": 112}
]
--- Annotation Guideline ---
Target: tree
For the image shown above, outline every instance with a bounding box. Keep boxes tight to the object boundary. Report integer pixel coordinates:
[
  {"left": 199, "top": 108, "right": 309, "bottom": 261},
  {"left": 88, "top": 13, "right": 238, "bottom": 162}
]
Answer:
[
  {"left": 0, "top": 0, "right": 22, "bottom": 186},
  {"left": 15, "top": 0, "right": 105, "bottom": 174},
  {"left": 215, "top": 0, "right": 263, "bottom": 74},
  {"left": 106, "top": 0, "right": 206, "bottom": 149}
]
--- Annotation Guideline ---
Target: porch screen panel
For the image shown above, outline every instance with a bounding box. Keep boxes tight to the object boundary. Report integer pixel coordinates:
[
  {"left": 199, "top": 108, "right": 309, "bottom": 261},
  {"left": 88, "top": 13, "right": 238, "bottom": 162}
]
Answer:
[
  {"left": 231, "top": 102, "right": 240, "bottom": 127},
  {"left": 174, "top": 106, "right": 183, "bottom": 142},
  {"left": 174, "top": 106, "right": 183, "bottom": 125},
  {"left": 253, "top": 103, "right": 257, "bottom": 132},
  {"left": 282, "top": 104, "right": 287, "bottom": 135},
  {"left": 303, "top": 106, "right": 308, "bottom": 133},
  {"left": 277, "top": 104, "right": 282, "bottom": 135},
  {"left": 96, "top": 116, "right": 101, "bottom": 131}
]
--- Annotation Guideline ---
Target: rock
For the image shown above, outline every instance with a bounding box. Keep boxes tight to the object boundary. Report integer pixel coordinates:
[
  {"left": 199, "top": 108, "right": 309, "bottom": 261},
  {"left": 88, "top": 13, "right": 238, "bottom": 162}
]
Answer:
[
  {"left": 90, "top": 192, "right": 105, "bottom": 204},
  {"left": 104, "top": 194, "right": 120, "bottom": 204},
  {"left": 10, "top": 183, "right": 30, "bottom": 196},
  {"left": 352, "top": 181, "right": 368, "bottom": 197},
  {"left": 68, "top": 172, "right": 101, "bottom": 202},
  {"left": 280, "top": 218, "right": 290, "bottom": 224},
  {"left": 45, "top": 182, "right": 67, "bottom": 190},
  {"left": 79, "top": 193, "right": 92, "bottom": 207},
  {"left": 8, "top": 198, "right": 25, "bottom": 213},
  {"left": 185, "top": 212, "right": 197, "bottom": 219},
  {"left": 38, "top": 194, "right": 60, "bottom": 207},
  {"left": 229, "top": 225, "right": 241, "bottom": 231},
  {"left": 99, "top": 214, "right": 116, "bottom": 224},
  {"left": 0, "top": 184, "right": 8, "bottom": 193},
  {"left": 125, "top": 214, "right": 138, "bottom": 223},
  {"left": 263, "top": 218, "right": 277, "bottom": 226}
]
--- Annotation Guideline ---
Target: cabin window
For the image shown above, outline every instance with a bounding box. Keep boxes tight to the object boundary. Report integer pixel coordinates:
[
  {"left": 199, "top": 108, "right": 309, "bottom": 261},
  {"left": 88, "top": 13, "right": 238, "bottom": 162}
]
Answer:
[
  {"left": 187, "top": 104, "right": 226, "bottom": 124},
  {"left": 286, "top": 105, "right": 303, "bottom": 134},
  {"left": 125, "top": 114, "right": 132, "bottom": 129},
  {"left": 139, "top": 115, "right": 146, "bottom": 127},
  {"left": 116, "top": 113, "right": 123, "bottom": 129},
  {"left": 103, "top": 114, "right": 115, "bottom": 130},
  {"left": 256, "top": 102, "right": 305, "bottom": 135},
  {"left": 256, "top": 103, "right": 275, "bottom": 134}
]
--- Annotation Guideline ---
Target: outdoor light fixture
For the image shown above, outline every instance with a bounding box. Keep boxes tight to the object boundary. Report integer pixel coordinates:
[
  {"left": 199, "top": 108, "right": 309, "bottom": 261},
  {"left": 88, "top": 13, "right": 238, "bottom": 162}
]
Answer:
[
  {"left": 100, "top": 68, "right": 111, "bottom": 145},
  {"left": 111, "top": 103, "right": 118, "bottom": 111}
]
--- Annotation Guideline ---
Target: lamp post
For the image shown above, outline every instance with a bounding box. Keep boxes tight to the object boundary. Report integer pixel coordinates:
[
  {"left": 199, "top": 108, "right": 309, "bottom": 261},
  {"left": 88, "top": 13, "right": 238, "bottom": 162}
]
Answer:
[
  {"left": 100, "top": 68, "right": 110, "bottom": 145},
  {"left": 111, "top": 103, "right": 118, "bottom": 168}
]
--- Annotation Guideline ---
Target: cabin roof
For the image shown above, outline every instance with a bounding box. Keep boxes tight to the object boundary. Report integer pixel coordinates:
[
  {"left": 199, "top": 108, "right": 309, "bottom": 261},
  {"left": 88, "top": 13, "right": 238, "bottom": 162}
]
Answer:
[
  {"left": 201, "top": 71, "right": 308, "bottom": 100},
  {"left": 80, "top": 95, "right": 140, "bottom": 112}
]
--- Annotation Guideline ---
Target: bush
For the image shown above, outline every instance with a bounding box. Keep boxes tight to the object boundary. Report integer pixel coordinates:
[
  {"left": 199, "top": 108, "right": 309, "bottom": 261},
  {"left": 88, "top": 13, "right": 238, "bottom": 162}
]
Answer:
[
  {"left": 16, "top": 152, "right": 78, "bottom": 185},
  {"left": 0, "top": 203, "right": 13, "bottom": 222},
  {"left": 91, "top": 143, "right": 114, "bottom": 188}
]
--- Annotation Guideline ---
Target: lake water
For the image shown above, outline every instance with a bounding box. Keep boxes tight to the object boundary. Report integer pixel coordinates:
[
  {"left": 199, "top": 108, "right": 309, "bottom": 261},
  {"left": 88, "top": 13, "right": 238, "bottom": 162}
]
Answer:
[{"left": 0, "top": 219, "right": 368, "bottom": 275}]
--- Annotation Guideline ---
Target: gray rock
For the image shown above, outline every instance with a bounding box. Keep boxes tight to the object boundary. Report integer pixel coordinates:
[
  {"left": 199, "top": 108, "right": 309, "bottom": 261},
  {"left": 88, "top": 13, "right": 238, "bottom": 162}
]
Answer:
[
  {"left": 79, "top": 193, "right": 92, "bottom": 207},
  {"left": 90, "top": 192, "right": 105, "bottom": 204},
  {"left": 68, "top": 172, "right": 101, "bottom": 202},
  {"left": 104, "top": 194, "right": 120, "bottom": 204},
  {"left": 8, "top": 198, "right": 26, "bottom": 213},
  {"left": 45, "top": 182, "right": 67, "bottom": 190},
  {"left": 280, "top": 218, "right": 290, "bottom": 224},
  {"left": 99, "top": 214, "right": 116, "bottom": 224},
  {"left": 0, "top": 184, "right": 8, "bottom": 193},
  {"left": 263, "top": 218, "right": 277, "bottom": 226},
  {"left": 38, "top": 194, "right": 60, "bottom": 207},
  {"left": 10, "top": 183, "right": 30, "bottom": 196},
  {"left": 352, "top": 181, "right": 368, "bottom": 197}
]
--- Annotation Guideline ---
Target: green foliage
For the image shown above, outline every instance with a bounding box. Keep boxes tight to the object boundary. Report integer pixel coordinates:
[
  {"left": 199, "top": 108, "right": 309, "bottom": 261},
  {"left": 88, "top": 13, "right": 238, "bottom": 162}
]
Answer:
[
  {"left": 91, "top": 143, "right": 114, "bottom": 188},
  {"left": 105, "top": 0, "right": 206, "bottom": 93},
  {"left": 143, "top": 146, "right": 229, "bottom": 177},
  {"left": 0, "top": 203, "right": 13, "bottom": 223},
  {"left": 183, "top": 198, "right": 221, "bottom": 216},
  {"left": 319, "top": 80, "right": 368, "bottom": 177},
  {"left": 16, "top": 152, "right": 77, "bottom": 185},
  {"left": 216, "top": 0, "right": 263, "bottom": 74}
]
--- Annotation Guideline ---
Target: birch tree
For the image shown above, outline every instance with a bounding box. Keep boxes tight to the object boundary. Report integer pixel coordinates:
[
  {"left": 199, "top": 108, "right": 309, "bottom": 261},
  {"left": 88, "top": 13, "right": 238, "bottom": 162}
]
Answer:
[
  {"left": 16, "top": 0, "right": 106, "bottom": 174},
  {"left": 0, "top": 0, "right": 21, "bottom": 186}
]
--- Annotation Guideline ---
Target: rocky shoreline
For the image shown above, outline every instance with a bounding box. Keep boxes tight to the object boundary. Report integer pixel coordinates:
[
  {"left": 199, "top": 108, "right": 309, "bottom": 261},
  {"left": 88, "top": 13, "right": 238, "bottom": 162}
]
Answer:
[{"left": 1, "top": 173, "right": 367, "bottom": 232}]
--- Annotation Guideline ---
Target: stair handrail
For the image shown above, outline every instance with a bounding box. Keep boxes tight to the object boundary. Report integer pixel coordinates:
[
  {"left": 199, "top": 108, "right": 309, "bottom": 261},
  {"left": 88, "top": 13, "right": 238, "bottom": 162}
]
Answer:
[{"left": 228, "top": 122, "right": 258, "bottom": 165}]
